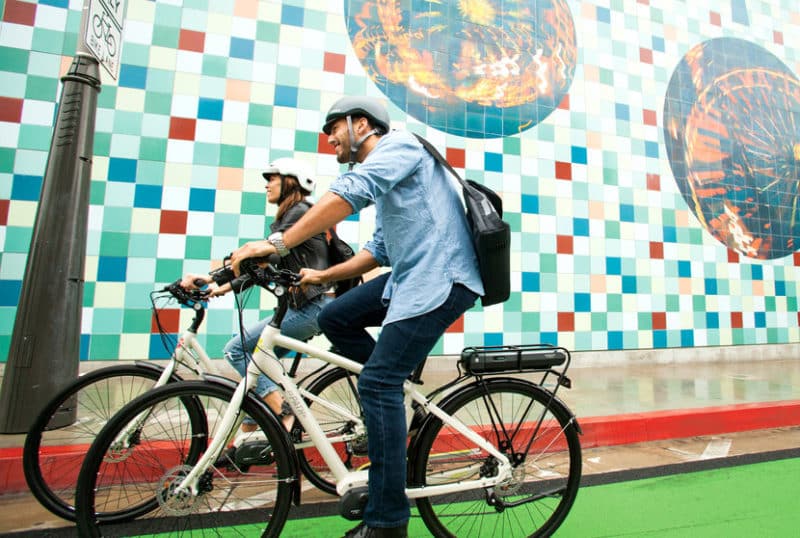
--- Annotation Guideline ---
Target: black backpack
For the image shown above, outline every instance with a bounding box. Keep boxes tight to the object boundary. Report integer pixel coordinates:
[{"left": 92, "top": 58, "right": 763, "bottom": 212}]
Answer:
[{"left": 326, "top": 227, "right": 362, "bottom": 297}]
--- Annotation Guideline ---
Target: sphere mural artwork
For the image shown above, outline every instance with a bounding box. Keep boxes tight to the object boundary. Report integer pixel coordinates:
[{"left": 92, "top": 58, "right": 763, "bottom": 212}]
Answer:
[
  {"left": 344, "top": 0, "right": 577, "bottom": 138},
  {"left": 664, "top": 37, "right": 800, "bottom": 259}
]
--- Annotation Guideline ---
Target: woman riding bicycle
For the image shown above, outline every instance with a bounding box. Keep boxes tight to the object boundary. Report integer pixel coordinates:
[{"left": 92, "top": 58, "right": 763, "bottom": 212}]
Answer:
[{"left": 182, "top": 157, "right": 333, "bottom": 435}]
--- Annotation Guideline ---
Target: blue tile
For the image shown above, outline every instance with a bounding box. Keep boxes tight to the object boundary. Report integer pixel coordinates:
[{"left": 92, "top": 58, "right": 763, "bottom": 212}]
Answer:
[
  {"left": 281, "top": 5, "right": 304, "bottom": 27},
  {"left": 97, "top": 256, "right": 127, "bottom": 282},
  {"left": 521, "top": 194, "right": 538, "bottom": 214},
  {"left": 704, "top": 278, "right": 718, "bottom": 295},
  {"left": 189, "top": 187, "right": 216, "bottom": 211},
  {"left": 680, "top": 329, "right": 694, "bottom": 347},
  {"left": 230, "top": 37, "right": 254, "bottom": 60},
  {"left": 134, "top": 184, "right": 163, "bottom": 209},
  {"left": 149, "top": 334, "right": 174, "bottom": 359},
  {"left": 754, "top": 311, "right": 766, "bottom": 328},
  {"left": 484, "top": 332, "right": 503, "bottom": 346},
  {"left": 622, "top": 275, "right": 637, "bottom": 293},
  {"left": 678, "top": 260, "right": 691, "bottom": 277},
  {"left": 198, "top": 97, "right": 224, "bottom": 121},
  {"left": 0, "top": 280, "right": 22, "bottom": 306},
  {"left": 522, "top": 272, "right": 540, "bottom": 292},
  {"left": 119, "top": 64, "right": 147, "bottom": 89},
  {"left": 619, "top": 203, "right": 634, "bottom": 222},
  {"left": 11, "top": 175, "right": 42, "bottom": 201},
  {"left": 571, "top": 145, "right": 587, "bottom": 164},
  {"left": 607, "top": 331, "right": 623, "bottom": 350},
  {"left": 274, "top": 85, "right": 298, "bottom": 107},
  {"left": 108, "top": 158, "right": 137, "bottom": 183},
  {"left": 606, "top": 257, "right": 621, "bottom": 275},
  {"left": 645, "top": 141, "right": 659, "bottom": 158},
  {"left": 573, "top": 217, "right": 589, "bottom": 236},
  {"left": 596, "top": 6, "right": 611, "bottom": 24},
  {"left": 706, "top": 312, "right": 719, "bottom": 329},
  {"left": 575, "top": 292, "right": 590, "bottom": 312},
  {"left": 484, "top": 152, "right": 503, "bottom": 172},
  {"left": 615, "top": 103, "right": 630, "bottom": 121}
]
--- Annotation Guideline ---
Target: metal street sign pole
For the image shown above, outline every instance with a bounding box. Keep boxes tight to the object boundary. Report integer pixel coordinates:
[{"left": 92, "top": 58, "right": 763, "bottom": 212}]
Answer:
[{"left": 0, "top": 0, "right": 106, "bottom": 432}]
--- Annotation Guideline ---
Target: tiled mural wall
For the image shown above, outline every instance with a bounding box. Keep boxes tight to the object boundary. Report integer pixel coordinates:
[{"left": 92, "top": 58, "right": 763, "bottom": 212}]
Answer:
[{"left": 0, "top": 0, "right": 798, "bottom": 362}]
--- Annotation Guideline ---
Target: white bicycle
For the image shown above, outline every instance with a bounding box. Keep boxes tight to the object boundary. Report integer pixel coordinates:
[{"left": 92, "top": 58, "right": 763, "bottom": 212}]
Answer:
[{"left": 74, "top": 257, "right": 582, "bottom": 537}]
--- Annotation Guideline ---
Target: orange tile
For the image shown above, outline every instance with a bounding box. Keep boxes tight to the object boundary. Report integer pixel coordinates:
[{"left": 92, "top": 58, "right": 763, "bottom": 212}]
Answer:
[{"left": 218, "top": 167, "right": 243, "bottom": 190}]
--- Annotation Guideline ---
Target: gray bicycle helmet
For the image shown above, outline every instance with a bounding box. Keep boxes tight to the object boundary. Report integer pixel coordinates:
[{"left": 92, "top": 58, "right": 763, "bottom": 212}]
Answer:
[{"left": 322, "top": 96, "right": 391, "bottom": 135}]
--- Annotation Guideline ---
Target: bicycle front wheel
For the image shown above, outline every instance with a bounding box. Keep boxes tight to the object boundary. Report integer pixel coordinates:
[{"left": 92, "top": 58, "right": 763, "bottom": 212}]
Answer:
[
  {"left": 75, "top": 380, "right": 294, "bottom": 537},
  {"left": 23, "top": 363, "right": 169, "bottom": 521},
  {"left": 411, "top": 378, "right": 582, "bottom": 538}
]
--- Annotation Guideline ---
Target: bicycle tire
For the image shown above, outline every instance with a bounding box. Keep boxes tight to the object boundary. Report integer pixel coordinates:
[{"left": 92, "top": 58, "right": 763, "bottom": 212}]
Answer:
[
  {"left": 75, "top": 380, "right": 295, "bottom": 537},
  {"left": 295, "top": 367, "right": 369, "bottom": 495},
  {"left": 22, "top": 363, "right": 172, "bottom": 521},
  {"left": 411, "top": 378, "right": 582, "bottom": 538}
]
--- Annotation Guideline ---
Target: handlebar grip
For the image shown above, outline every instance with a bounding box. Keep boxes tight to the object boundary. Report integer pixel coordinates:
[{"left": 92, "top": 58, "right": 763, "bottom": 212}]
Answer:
[
  {"left": 193, "top": 278, "right": 207, "bottom": 288},
  {"left": 208, "top": 265, "right": 236, "bottom": 286}
]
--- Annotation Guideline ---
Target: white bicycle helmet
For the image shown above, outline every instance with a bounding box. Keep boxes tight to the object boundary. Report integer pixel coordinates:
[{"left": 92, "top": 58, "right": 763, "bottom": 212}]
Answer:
[{"left": 261, "top": 157, "right": 315, "bottom": 194}]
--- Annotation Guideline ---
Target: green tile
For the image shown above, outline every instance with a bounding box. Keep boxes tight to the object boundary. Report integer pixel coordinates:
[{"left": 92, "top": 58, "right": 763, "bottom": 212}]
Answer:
[
  {"left": 607, "top": 294, "right": 622, "bottom": 312},
  {"left": 154, "top": 3, "right": 183, "bottom": 27},
  {"left": 125, "top": 283, "right": 157, "bottom": 308},
  {"left": 605, "top": 220, "right": 620, "bottom": 239},
  {"left": 100, "top": 232, "right": 130, "bottom": 256},
  {"left": 82, "top": 281, "right": 95, "bottom": 306},
  {"left": 219, "top": 144, "right": 244, "bottom": 167},
  {"left": 185, "top": 235, "right": 212, "bottom": 259},
  {"left": 1, "top": 47, "right": 30, "bottom": 73},
  {"left": 151, "top": 27, "right": 179, "bottom": 48},
  {"left": 61, "top": 32, "right": 79, "bottom": 56},
  {"left": 591, "top": 312, "right": 607, "bottom": 331},
  {"left": 145, "top": 70, "right": 174, "bottom": 94},
  {"left": 123, "top": 308, "right": 152, "bottom": 333},
  {"left": 202, "top": 55, "right": 228, "bottom": 77},
  {"left": 256, "top": 21, "right": 280, "bottom": 42},
  {"left": 241, "top": 192, "right": 266, "bottom": 215},
  {"left": 294, "top": 130, "right": 318, "bottom": 153},
  {"left": 0, "top": 335, "right": 11, "bottom": 362},
  {"left": 93, "top": 132, "right": 111, "bottom": 156},
  {"left": 24, "top": 75, "right": 59, "bottom": 101},
  {"left": 249, "top": 104, "right": 273, "bottom": 126},
  {"left": 17, "top": 125, "right": 51, "bottom": 151},
  {"left": 97, "top": 85, "right": 118, "bottom": 108},
  {"left": 156, "top": 259, "right": 184, "bottom": 282},
  {"left": 139, "top": 137, "right": 167, "bottom": 161},
  {"left": 88, "top": 334, "right": 120, "bottom": 360},
  {"left": 4, "top": 227, "right": 33, "bottom": 253}
]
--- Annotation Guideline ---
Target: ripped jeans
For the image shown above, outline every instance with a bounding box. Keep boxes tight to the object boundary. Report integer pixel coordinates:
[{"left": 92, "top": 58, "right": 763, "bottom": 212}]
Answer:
[{"left": 223, "top": 294, "right": 333, "bottom": 398}]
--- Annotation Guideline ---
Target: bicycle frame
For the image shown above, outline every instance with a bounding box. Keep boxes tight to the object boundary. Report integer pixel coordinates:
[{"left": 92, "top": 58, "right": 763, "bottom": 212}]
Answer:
[{"left": 176, "top": 322, "right": 516, "bottom": 501}]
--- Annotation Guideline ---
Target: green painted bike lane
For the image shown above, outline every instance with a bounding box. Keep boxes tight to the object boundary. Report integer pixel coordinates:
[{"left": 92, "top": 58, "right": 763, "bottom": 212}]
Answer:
[{"left": 279, "top": 457, "right": 800, "bottom": 537}]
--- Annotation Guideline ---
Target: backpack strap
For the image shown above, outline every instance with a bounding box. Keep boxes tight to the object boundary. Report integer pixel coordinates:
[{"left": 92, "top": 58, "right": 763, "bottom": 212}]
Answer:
[{"left": 413, "top": 133, "right": 468, "bottom": 189}]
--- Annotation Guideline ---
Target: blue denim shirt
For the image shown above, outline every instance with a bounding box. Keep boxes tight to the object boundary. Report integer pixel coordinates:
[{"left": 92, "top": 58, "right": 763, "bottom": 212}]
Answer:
[{"left": 329, "top": 130, "right": 484, "bottom": 324}]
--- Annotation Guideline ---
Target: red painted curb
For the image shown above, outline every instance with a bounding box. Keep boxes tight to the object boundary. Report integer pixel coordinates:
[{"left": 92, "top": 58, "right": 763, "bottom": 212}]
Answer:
[
  {"left": 579, "top": 400, "right": 800, "bottom": 448},
  {"left": 3, "top": 400, "right": 799, "bottom": 494}
]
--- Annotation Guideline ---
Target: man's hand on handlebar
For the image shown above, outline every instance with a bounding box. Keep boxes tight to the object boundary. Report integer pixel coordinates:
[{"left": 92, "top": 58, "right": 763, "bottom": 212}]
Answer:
[{"left": 229, "top": 240, "right": 277, "bottom": 276}]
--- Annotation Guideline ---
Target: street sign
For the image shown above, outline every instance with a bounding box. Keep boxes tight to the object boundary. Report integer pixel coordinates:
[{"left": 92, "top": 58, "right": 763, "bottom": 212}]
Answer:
[{"left": 84, "top": 0, "right": 127, "bottom": 80}]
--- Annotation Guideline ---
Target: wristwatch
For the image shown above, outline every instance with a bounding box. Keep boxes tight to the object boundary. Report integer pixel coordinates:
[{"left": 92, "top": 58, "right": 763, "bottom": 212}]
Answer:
[{"left": 267, "top": 232, "right": 290, "bottom": 257}]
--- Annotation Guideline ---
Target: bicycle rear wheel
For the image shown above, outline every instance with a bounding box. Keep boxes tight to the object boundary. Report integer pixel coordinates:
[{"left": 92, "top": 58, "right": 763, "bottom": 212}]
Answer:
[
  {"left": 23, "top": 363, "right": 169, "bottom": 521},
  {"left": 75, "top": 380, "right": 294, "bottom": 537},
  {"left": 411, "top": 378, "right": 581, "bottom": 538},
  {"left": 296, "top": 367, "right": 369, "bottom": 495}
]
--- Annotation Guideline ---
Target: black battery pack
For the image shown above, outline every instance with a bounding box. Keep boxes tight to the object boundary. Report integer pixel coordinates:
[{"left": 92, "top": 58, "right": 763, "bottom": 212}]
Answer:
[{"left": 460, "top": 345, "right": 567, "bottom": 375}]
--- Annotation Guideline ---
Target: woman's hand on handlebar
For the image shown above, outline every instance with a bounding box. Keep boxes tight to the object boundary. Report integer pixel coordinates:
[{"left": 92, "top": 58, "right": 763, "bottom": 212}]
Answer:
[
  {"left": 180, "top": 273, "right": 211, "bottom": 290},
  {"left": 229, "top": 240, "right": 277, "bottom": 276}
]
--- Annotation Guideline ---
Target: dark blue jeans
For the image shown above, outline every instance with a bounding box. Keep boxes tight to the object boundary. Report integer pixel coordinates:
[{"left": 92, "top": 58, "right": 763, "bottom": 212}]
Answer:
[{"left": 317, "top": 272, "right": 478, "bottom": 528}]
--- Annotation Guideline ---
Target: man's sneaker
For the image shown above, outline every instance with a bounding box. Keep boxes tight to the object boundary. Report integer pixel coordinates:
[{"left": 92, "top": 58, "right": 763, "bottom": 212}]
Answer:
[{"left": 343, "top": 522, "right": 408, "bottom": 538}]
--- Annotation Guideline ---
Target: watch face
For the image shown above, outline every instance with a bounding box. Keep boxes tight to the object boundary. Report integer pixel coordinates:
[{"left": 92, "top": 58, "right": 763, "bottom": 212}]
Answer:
[
  {"left": 344, "top": 0, "right": 577, "bottom": 138},
  {"left": 664, "top": 37, "right": 800, "bottom": 260}
]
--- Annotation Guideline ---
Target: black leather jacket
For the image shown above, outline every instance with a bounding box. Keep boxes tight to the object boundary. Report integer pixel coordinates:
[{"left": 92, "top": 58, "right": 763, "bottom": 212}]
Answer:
[{"left": 271, "top": 201, "right": 330, "bottom": 308}]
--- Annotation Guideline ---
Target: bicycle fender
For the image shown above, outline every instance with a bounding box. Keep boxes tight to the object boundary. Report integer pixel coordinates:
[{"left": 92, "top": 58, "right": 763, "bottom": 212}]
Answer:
[
  {"left": 407, "top": 377, "right": 582, "bottom": 460},
  {"left": 132, "top": 360, "right": 184, "bottom": 382},
  {"left": 201, "top": 374, "right": 302, "bottom": 505}
]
